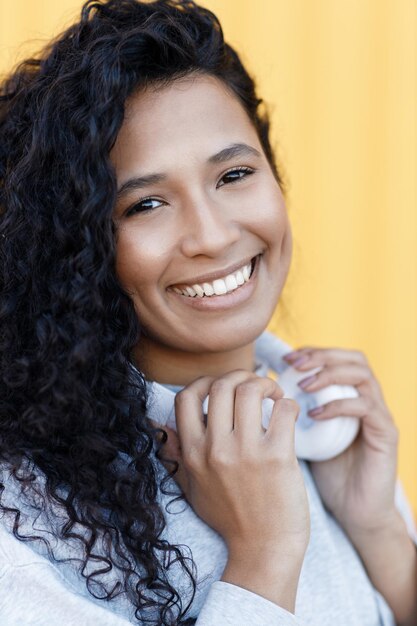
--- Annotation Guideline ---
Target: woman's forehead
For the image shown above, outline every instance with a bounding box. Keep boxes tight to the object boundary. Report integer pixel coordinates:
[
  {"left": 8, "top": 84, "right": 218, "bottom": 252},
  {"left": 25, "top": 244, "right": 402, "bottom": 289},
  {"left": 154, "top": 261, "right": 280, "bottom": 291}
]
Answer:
[{"left": 111, "top": 74, "right": 259, "bottom": 172}]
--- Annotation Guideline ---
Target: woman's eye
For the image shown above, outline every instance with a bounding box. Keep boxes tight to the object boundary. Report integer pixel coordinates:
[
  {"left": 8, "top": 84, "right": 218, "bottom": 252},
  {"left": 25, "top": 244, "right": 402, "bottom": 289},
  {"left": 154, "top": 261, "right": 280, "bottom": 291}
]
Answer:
[
  {"left": 123, "top": 167, "right": 255, "bottom": 217},
  {"left": 218, "top": 166, "right": 255, "bottom": 187},
  {"left": 125, "top": 197, "right": 165, "bottom": 217}
]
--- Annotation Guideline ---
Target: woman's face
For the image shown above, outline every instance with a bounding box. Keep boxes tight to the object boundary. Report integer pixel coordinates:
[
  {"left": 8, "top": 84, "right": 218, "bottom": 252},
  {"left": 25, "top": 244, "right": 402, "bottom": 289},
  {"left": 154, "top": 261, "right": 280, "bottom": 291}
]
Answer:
[{"left": 111, "top": 74, "right": 292, "bottom": 360}]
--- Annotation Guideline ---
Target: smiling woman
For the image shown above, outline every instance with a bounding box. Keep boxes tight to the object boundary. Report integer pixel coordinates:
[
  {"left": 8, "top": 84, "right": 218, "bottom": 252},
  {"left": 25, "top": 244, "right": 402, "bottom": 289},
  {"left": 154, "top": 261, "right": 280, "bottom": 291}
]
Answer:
[{"left": 0, "top": 1, "right": 416, "bottom": 625}]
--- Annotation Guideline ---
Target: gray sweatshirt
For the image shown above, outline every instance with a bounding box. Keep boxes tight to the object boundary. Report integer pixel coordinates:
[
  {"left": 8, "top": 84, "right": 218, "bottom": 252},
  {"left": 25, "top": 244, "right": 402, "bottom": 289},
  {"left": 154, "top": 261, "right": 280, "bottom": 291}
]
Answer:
[
  {"left": 1, "top": 350, "right": 416, "bottom": 625},
  {"left": 0, "top": 453, "right": 416, "bottom": 625}
]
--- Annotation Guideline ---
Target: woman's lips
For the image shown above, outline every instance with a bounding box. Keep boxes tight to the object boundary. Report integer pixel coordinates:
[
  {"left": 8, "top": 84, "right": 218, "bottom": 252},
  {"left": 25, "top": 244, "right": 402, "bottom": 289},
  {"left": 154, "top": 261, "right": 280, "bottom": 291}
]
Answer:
[{"left": 168, "top": 254, "right": 261, "bottom": 311}]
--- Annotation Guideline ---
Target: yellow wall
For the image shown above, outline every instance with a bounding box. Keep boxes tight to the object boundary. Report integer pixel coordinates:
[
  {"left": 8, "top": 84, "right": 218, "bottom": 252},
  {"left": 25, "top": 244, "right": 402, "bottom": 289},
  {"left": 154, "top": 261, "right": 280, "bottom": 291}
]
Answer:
[{"left": 1, "top": 1, "right": 416, "bottom": 515}]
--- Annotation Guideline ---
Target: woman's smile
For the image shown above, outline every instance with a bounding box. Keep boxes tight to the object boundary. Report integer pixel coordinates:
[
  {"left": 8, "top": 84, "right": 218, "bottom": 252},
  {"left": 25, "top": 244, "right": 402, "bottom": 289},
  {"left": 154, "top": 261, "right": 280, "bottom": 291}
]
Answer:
[{"left": 167, "top": 253, "right": 263, "bottom": 311}]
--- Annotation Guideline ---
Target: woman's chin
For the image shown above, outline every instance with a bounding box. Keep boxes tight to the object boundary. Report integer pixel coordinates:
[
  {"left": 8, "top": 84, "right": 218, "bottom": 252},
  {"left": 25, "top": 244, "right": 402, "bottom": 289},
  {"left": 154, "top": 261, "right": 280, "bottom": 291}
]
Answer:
[{"left": 176, "top": 319, "right": 271, "bottom": 355}]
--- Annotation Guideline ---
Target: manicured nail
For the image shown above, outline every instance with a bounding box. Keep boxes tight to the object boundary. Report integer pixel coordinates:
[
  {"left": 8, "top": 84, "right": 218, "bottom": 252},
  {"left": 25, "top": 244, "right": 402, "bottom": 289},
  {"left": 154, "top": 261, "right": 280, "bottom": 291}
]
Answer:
[
  {"left": 283, "top": 351, "right": 300, "bottom": 361},
  {"left": 298, "top": 374, "right": 317, "bottom": 389},
  {"left": 292, "top": 355, "right": 309, "bottom": 368},
  {"left": 308, "top": 405, "right": 324, "bottom": 416}
]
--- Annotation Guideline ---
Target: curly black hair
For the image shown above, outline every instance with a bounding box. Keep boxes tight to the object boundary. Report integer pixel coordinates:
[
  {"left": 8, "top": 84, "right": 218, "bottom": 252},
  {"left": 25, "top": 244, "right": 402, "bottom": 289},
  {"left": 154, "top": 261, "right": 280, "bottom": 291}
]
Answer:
[{"left": 0, "top": 1, "right": 285, "bottom": 623}]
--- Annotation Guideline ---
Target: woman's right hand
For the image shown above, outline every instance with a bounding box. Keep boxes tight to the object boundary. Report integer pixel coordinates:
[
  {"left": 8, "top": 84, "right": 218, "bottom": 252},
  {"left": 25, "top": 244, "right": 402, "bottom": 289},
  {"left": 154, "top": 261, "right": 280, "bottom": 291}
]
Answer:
[{"left": 155, "top": 370, "right": 310, "bottom": 611}]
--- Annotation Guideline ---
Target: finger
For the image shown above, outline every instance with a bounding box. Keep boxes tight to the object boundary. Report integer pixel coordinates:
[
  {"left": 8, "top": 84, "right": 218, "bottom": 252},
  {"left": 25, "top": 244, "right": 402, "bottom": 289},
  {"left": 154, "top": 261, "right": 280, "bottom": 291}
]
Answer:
[
  {"left": 298, "top": 363, "right": 372, "bottom": 392},
  {"left": 233, "top": 376, "right": 285, "bottom": 442},
  {"left": 298, "top": 362, "right": 388, "bottom": 406},
  {"left": 159, "top": 426, "right": 182, "bottom": 460},
  {"left": 174, "top": 376, "right": 215, "bottom": 450},
  {"left": 148, "top": 418, "right": 170, "bottom": 436},
  {"left": 205, "top": 370, "right": 266, "bottom": 443},
  {"left": 154, "top": 426, "right": 190, "bottom": 495},
  {"left": 308, "top": 397, "right": 396, "bottom": 430},
  {"left": 151, "top": 423, "right": 180, "bottom": 468},
  {"left": 284, "top": 346, "right": 369, "bottom": 369},
  {"left": 264, "top": 398, "right": 299, "bottom": 454}
]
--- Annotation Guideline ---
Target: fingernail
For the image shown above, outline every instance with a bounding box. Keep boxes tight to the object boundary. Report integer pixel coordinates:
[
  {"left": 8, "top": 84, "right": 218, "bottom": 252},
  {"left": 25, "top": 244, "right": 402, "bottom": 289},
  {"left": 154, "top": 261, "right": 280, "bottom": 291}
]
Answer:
[
  {"left": 308, "top": 405, "right": 324, "bottom": 416},
  {"left": 292, "top": 356, "right": 309, "bottom": 368},
  {"left": 298, "top": 374, "right": 317, "bottom": 389},
  {"left": 283, "top": 351, "right": 300, "bottom": 361}
]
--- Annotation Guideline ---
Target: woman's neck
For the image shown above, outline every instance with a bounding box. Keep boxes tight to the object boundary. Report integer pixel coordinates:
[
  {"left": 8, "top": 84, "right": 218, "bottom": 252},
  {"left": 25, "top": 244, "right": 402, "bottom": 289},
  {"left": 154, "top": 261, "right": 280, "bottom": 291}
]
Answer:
[{"left": 133, "top": 337, "right": 256, "bottom": 386}]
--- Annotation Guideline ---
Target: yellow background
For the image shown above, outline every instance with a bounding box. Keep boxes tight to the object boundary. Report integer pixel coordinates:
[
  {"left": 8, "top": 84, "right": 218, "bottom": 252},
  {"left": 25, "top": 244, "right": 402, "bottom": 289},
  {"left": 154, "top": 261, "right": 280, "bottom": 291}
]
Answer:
[{"left": 1, "top": 1, "right": 416, "bottom": 515}]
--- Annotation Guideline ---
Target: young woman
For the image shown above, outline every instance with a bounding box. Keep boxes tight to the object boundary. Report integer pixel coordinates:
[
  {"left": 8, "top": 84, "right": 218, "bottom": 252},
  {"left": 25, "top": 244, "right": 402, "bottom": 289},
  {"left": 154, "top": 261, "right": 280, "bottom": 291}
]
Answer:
[{"left": 0, "top": 1, "right": 416, "bottom": 624}]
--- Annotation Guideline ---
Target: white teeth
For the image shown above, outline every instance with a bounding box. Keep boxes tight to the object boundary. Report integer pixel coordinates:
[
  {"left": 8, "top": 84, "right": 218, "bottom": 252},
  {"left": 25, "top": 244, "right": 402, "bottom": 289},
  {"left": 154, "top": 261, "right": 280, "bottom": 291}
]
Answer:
[
  {"left": 202, "top": 282, "right": 214, "bottom": 296},
  {"left": 192, "top": 284, "right": 205, "bottom": 297},
  {"left": 236, "top": 270, "right": 245, "bottom": 286},
  {"left": 212, "top": 279, "right": 227, "bottom": 295},
  {"left": 225, "top": 274, "right": 238, "bottom": 291},
  {"left": 172, "top": 256, "right": 258, "bottom": 298}
]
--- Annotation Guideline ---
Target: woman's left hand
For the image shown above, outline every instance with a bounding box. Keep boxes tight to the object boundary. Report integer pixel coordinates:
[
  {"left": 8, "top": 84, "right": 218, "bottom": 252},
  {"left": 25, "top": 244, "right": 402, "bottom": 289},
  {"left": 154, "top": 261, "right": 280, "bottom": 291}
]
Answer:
[{"left": 283, "top": 346, "right": 400, "bottom": 540}]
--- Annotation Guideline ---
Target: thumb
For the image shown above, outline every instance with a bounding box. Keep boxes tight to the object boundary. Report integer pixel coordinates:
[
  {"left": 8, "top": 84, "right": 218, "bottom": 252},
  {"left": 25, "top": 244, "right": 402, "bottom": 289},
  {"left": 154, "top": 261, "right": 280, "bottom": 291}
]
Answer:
[{"left": 149, "top": 422, "right": 189, "bottom": 497}]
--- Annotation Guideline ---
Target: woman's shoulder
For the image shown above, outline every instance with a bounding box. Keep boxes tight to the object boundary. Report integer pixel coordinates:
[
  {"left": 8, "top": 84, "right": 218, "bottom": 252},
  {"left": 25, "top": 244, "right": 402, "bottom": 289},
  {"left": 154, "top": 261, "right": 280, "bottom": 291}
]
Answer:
[
  {"left": 0, "top": 465, "right": 134, "bottom": 625},
  {"left": 0, "top": 529, "right": 132, "bottom": 626}
]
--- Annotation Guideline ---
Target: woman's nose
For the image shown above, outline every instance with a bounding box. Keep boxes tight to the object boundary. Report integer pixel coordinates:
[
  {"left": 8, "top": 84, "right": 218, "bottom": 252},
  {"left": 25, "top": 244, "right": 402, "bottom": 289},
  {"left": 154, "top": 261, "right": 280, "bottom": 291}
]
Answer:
[{"left": 179, "top": 195, "right": 241, "bottom": 258}]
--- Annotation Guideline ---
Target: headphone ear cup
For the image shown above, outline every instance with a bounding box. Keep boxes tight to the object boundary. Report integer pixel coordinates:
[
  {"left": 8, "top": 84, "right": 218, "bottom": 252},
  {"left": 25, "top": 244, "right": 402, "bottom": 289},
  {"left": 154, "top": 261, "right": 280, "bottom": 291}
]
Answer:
[
  {"left": 254, "top": 330, "right": 294, "bottom": 375},
  {"left": 277, "top": 364, "right": 360, "bottom": 461}
]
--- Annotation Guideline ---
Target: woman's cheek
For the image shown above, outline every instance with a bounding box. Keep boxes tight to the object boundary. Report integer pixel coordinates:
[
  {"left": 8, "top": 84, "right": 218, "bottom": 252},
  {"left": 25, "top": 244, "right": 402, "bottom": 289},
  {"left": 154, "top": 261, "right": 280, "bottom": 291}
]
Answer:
[{"left": 115, "top": 223, "right": 160, "bottom": 291}]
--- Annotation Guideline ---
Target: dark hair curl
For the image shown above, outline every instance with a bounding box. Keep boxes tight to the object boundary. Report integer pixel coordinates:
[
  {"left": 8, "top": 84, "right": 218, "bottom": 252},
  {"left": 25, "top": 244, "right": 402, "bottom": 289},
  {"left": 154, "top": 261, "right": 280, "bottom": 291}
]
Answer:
[{"left": 0, "top": 0, "right": 285, "bottom": 623}]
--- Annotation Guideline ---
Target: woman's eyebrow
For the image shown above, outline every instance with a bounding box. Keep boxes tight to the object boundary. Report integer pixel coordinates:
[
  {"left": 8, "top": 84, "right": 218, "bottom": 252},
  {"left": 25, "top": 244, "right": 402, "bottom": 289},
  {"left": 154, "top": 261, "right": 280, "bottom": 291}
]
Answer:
[
  {"left": 207, "top": 142, "right": 261, "bottom": 164},
  {"left": 116, "top": 142, "right": 261, "bottom": 199}
]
